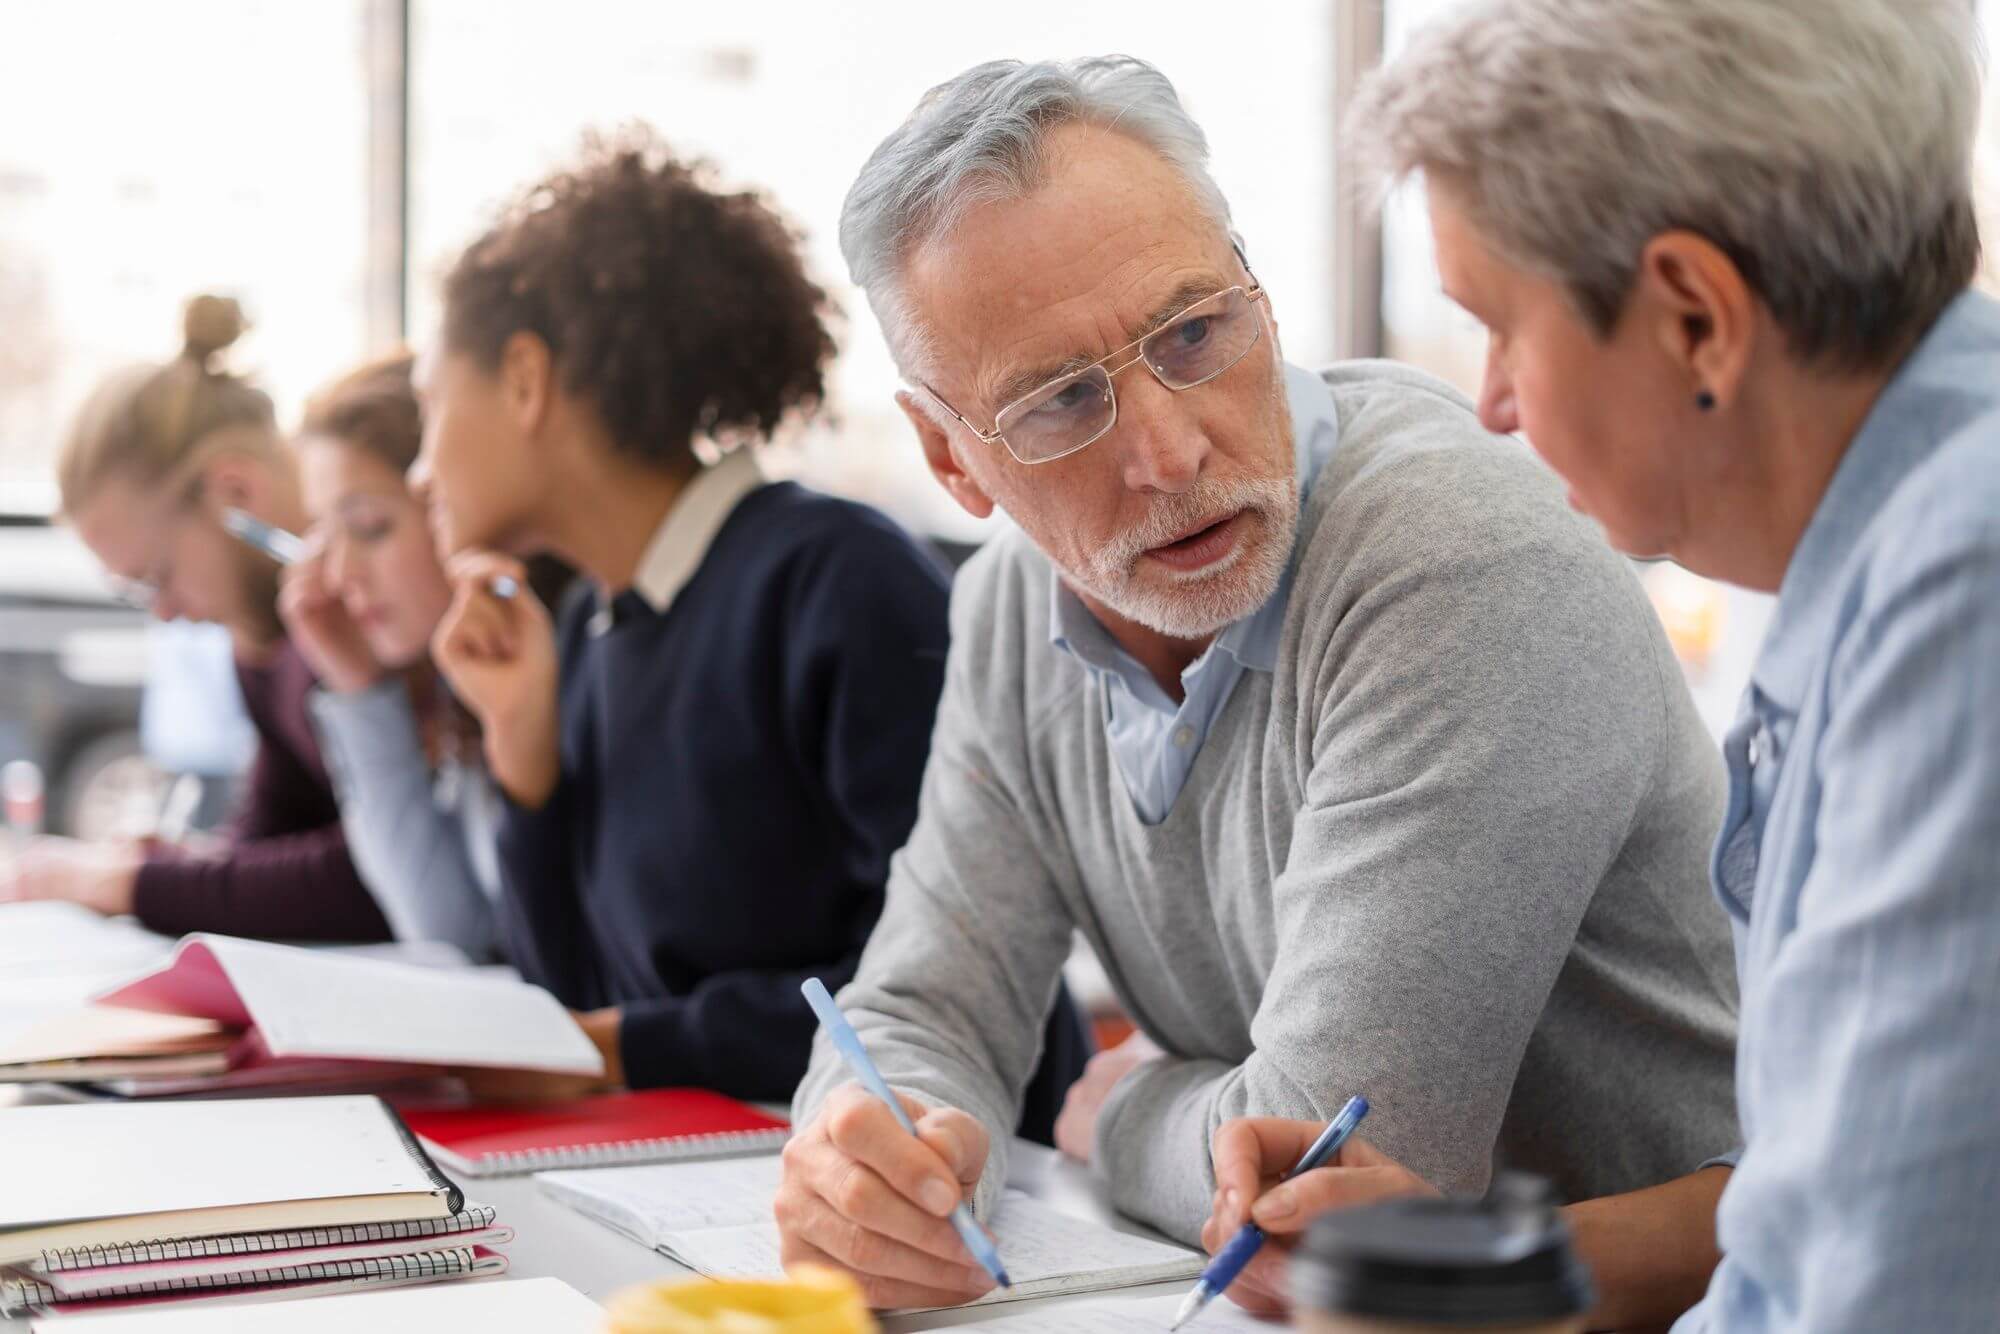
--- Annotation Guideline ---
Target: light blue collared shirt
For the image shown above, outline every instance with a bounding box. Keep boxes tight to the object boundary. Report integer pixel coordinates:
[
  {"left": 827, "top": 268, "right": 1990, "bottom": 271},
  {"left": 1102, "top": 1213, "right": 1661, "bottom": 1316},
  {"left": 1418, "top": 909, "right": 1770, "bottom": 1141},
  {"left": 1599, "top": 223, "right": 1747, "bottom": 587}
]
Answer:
[
  {"left": 1675, "top": 291, "right": 2000, "bottom": 1333},
  {"left": 1049, "top": 363, "right": 1339, "bottom": 824}
]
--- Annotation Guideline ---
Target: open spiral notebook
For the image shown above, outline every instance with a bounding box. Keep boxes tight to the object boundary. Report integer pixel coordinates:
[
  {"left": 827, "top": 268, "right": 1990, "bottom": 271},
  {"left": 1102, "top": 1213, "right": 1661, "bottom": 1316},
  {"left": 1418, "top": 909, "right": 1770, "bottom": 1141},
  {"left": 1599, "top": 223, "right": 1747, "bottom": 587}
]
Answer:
[{"left": 536, "top": 1153, "right": 1205, "bottom": 1312}]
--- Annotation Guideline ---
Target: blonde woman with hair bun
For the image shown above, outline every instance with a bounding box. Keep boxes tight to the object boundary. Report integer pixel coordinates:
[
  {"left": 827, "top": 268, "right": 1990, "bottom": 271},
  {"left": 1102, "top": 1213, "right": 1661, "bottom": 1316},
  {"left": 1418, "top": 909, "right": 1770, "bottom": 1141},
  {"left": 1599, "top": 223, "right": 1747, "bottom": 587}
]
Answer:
[{"left": 0, "top": 296, "right": 392, "bottom": 945}]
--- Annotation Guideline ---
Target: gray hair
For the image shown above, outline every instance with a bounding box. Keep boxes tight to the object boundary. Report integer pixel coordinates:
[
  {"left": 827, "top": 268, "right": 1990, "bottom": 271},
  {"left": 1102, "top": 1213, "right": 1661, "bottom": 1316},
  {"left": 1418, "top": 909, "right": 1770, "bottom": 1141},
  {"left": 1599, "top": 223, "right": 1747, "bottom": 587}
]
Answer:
[
  {"left": 840, "top": 56, "right": 1232, "bottom": 375},
  {"left": 1347, "top": 0, "right": 1986, "bottom": 370}
]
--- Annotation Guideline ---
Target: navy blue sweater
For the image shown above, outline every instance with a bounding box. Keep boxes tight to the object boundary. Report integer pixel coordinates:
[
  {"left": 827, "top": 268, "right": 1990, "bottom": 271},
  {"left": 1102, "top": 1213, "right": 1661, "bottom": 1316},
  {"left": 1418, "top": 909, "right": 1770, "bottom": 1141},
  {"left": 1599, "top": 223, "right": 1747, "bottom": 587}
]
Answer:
[{"left": 496, "top": 482, "right": 1089, "bottom": 1126}]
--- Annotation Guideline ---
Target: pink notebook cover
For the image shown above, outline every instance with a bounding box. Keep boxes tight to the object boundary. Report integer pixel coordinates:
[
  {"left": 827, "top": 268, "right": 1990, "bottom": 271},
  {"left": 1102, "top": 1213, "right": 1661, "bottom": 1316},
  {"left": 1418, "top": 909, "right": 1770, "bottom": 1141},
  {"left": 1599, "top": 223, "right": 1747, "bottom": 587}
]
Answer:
[{"left": 97, "top": 939, "right": 250, "bottom": 1027}]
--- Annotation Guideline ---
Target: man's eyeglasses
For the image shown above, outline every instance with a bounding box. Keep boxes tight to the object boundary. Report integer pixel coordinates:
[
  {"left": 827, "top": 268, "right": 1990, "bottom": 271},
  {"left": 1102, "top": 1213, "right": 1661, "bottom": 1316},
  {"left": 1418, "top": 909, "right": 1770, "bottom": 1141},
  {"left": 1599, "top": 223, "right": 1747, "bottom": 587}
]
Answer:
[{"left": 920, "top": 266, "right": 1270, "bottom": 466}]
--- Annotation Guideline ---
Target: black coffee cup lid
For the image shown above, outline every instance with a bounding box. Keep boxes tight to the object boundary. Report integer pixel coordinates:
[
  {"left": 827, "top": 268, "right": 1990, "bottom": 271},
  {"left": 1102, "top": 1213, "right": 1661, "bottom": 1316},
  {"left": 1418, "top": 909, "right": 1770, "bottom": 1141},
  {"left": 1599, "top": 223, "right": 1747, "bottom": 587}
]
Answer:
[{"left": 1295, "top": 1174, "right": 1594, "bottom": 1325}]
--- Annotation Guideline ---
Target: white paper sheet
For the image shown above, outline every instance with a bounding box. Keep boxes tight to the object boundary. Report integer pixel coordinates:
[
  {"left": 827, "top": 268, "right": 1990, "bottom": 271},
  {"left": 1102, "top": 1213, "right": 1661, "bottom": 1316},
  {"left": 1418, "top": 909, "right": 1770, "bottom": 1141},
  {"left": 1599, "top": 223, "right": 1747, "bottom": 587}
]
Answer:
[
  {"left": 536, "top": 1154, "right": 782, "bottom": 1242},
  {"left": 0, "top": 902, "right": 173, "bottom": 980}
]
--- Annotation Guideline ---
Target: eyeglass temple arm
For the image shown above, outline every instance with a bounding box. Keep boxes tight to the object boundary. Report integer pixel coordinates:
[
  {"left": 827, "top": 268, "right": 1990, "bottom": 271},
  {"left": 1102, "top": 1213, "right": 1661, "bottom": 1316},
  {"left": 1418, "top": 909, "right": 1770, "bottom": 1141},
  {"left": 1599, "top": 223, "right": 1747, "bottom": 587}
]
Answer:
[
  {"left": 917, "top": 382, "right": 1004, "bottom": 444},
  {"left": 914, "top": 237, "right": 1260, "bottom": 439}
]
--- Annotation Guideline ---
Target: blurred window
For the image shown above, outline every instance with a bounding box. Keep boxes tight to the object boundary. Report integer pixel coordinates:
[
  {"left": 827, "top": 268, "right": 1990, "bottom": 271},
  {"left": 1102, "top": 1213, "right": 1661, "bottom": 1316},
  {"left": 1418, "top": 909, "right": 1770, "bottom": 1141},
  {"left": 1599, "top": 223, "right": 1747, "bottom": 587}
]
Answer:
[{"left": 0, "top": 1, "right": 373, "bottom": 497}]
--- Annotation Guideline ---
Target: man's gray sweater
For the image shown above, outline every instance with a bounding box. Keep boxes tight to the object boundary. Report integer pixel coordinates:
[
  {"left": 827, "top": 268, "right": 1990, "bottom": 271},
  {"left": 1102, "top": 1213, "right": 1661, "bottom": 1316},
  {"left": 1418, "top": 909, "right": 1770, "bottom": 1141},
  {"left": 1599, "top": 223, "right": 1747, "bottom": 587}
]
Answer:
[{"left": 793, "top": 362, "right": 1739, "bottom": 1243}]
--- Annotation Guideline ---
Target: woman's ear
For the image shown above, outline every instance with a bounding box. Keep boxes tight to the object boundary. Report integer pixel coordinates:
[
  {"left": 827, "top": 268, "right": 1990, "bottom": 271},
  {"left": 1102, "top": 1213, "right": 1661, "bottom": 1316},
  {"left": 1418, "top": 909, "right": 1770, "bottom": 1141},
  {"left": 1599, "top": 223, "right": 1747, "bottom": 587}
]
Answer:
[
  {"left": 498, "top": 331, "right": 555, "bottom": 435},
  {"left": 200, "top": 446, "right": 268, "bottom": 514},
  {"left": 1636, "top": 230, "right": 1756, "bottom": 411}
]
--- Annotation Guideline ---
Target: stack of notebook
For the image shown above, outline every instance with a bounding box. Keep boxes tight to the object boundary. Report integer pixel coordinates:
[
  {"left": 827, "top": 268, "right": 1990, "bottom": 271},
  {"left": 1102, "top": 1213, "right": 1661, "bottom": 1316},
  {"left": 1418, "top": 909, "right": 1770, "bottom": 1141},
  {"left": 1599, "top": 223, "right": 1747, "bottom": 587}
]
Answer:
[
  {"left": 0, "top": 1096, "right": 513, "bottom": 1319},
  {"left": 0, "top": 1006, "right": 235, "bottom": 1089},
  {"left": 0, "top": 933, "right": 603, "bottom": 1097}
]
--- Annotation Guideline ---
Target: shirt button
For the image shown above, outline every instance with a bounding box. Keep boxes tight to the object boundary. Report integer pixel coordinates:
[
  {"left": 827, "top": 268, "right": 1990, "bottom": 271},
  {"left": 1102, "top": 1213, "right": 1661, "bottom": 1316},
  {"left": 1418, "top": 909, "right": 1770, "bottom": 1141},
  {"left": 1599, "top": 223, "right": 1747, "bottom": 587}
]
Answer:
[{"left": 1173, "top": 726, "right": 1195, "bottom": 748}]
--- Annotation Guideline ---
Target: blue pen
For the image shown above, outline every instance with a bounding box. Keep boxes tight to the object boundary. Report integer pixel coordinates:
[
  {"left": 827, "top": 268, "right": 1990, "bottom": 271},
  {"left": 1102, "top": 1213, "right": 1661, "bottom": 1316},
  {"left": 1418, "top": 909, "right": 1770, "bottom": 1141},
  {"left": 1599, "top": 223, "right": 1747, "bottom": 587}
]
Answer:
[
  {"left": 800, "top": 978, "right": 1012, "bottom": 1290},
  {"left": 1171, "top": 1095, "right": 1370, "bottom": 1330}
]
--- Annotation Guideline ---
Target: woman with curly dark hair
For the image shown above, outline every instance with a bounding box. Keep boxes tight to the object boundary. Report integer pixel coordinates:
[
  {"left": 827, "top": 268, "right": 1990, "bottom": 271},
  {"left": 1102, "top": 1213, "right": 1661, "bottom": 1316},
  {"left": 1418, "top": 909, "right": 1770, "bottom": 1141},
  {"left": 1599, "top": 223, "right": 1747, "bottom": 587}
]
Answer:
[{"left": 412, "top": 131, "right": 1089, "bottom": 1121}]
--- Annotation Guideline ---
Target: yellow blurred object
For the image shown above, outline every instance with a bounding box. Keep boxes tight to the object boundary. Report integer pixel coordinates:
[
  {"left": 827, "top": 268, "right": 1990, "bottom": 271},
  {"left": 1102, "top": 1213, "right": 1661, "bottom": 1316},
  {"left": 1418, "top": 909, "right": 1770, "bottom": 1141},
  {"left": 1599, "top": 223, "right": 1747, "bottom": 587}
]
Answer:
[
  {"left": 602, "top": 1266, "right": 878, "bottom": 1334},
  {"left": 1643, "top": 562, "right": 1727, "bottom": 680}
]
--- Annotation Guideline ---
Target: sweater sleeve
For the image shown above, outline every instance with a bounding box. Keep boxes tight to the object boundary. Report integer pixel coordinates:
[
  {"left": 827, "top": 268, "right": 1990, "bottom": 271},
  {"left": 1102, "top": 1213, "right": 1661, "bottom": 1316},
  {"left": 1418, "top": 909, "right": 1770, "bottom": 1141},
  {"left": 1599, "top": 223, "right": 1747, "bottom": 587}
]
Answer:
[
  {"left": 619, "top": 524, "right": 952, "bottom": 1101},
  {"left": 131, "top": 823, "right": 390, "bottom": 941},
  {"left": 790, "top": 542, "right": 1077, "bottom": 1221},
  {"left": 131, "top": 657, "right": 389, "bottom": 943},
  {"left": 309, "top": 681, "right": 500, "bottom": 959},
  {"left": 1090, "top": 451, "right": 1678, "bottom": 1243},
  {"left": 493, "top": 766, "right": 601, "bottom": 1004}
]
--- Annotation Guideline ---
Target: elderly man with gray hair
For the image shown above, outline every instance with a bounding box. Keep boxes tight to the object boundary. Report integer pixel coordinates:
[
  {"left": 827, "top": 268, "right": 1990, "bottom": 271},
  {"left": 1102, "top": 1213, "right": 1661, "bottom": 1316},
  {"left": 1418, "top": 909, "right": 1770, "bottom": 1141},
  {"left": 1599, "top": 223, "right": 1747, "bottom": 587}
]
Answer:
[
  {"left": 1202, "top": 2, "right": 1998, "bottom": 1331},
  {"left": 775, "top": 54, "right": 1740, "bottom": 1310}
]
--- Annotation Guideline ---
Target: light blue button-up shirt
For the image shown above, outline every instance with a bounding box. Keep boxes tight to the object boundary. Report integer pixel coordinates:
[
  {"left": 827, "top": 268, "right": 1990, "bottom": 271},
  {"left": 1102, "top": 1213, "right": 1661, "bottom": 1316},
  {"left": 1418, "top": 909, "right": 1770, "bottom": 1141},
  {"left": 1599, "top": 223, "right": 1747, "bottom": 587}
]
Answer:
[
  {"left": 1049, "top": 362, "right": 1339, "bottom": 824},
  {"left": 1675, "top": 291, "right": 2000, "bottom": 1333}
]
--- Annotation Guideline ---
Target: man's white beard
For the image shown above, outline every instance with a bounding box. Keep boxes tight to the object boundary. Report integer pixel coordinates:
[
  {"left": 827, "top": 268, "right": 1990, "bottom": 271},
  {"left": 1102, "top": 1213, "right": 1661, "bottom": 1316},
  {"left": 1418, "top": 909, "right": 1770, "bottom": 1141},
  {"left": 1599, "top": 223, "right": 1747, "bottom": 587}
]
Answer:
[{"left": 1056, "top": 470, "right": 1300, "bottom": 640}]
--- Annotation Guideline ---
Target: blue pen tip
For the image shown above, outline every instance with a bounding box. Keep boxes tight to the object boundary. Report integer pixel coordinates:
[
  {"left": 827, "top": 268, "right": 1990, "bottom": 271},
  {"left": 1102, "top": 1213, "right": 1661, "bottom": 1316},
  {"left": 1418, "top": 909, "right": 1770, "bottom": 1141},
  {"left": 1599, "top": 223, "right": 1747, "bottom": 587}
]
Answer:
[{"left": 993, "top": 1265, "right": 1012, "bottom": 1289}]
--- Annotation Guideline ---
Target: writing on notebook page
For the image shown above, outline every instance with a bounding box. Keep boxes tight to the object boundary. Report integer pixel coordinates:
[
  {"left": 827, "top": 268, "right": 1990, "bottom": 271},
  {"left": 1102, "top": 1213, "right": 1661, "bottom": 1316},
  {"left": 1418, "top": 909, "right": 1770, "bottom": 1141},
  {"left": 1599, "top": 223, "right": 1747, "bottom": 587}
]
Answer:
[
  {"left": 539, "top": 1153, "right": 1201, "bottom": 1309},
  {"left": 656, "top": 1194, "right": 1199, "bottom": 1295}
]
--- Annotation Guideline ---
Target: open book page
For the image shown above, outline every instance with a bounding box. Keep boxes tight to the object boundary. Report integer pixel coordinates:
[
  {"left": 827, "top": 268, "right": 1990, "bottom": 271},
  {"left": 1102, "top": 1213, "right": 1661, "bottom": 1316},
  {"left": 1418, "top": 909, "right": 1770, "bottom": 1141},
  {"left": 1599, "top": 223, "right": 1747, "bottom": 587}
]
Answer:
[
  {"left": 947, "top": 1292, "right": 1275, "bottom": 1331},
  {"left": 98, "top": 935, "right": 603, "bottom": 1075},
  {"left": 536, "top": 1154, "right": 783, "bottom": 1244},
  {"left": 653, "top": 1191, "right": 1202, "bottom": 1308}
]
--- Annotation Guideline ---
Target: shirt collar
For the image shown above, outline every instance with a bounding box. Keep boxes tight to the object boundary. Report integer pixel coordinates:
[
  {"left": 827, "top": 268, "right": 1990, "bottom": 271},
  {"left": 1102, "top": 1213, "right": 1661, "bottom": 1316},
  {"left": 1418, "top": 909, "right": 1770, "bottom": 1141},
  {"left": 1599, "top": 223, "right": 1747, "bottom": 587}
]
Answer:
[
  {"left": 611, "top": 447, "right": 766, "bottom": 617},
  {"left": 1047, "top": 361, "right": 1338, "bottom": 678},
  {"left": 1752, "top": 290, "right": 2000, "bottom": 712}
]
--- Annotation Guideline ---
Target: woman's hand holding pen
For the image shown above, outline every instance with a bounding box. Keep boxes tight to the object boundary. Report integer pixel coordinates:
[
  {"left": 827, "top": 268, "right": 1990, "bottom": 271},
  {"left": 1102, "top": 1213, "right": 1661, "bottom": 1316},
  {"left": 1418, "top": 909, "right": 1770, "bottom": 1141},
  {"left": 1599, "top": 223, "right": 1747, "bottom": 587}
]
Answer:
[
  {"left": 432, "top": 551, "right": 561, "bottom": 809},
  {"left": 1201, "top": 1119, "right": 1437, "bottom": 1318},
  {"left": 277, "top": 538, "right": 383, "bottom": 695}
]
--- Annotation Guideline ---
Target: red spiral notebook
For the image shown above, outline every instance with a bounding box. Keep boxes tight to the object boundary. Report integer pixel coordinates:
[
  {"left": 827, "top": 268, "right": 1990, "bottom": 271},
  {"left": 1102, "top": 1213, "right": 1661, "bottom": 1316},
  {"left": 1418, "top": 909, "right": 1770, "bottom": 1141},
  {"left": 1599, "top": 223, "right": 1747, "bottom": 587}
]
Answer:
[{"left": 398, "top": 1089, "right": 790, "bottom": 1178}]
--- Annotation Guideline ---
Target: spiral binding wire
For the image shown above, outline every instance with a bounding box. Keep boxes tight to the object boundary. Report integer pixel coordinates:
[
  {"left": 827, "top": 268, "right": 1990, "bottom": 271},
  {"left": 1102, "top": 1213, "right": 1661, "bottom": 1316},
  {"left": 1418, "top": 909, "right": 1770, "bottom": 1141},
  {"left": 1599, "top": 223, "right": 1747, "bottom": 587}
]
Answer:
[
  {"left": 2, "top": 1247, "right": 487, "bottom": 1316},
  {"left": 463, "top": 1126, "right": 788, "bottom": 1176},
  {"left": 33, "top": 1206, "right": 498, "bottom": 1272}
]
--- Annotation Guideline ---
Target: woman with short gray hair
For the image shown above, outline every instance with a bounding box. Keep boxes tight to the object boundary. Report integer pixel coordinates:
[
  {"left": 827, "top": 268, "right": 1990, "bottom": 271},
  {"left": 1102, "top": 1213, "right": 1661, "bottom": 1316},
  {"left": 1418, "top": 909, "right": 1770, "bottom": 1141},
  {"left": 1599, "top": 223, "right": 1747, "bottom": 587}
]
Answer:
[{"left": 1203, "top": 2, "right": 1999, "bottom": 1330}]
